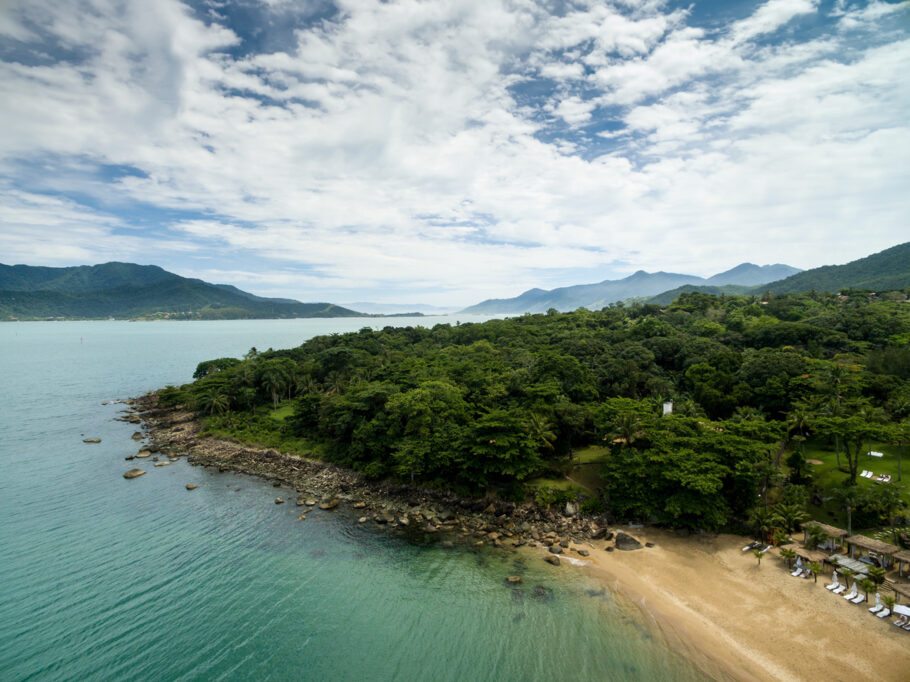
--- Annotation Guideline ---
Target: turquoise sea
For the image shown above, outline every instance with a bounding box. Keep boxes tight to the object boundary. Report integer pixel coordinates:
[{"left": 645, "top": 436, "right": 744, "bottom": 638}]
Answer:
[{"left": 0, "top": 318, "right": 708, "bottom": 681}]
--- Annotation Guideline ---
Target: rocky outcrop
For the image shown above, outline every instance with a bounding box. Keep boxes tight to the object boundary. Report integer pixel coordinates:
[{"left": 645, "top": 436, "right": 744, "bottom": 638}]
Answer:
[{"left": 614, "top": 531, "right": 642, "bottom": 551}]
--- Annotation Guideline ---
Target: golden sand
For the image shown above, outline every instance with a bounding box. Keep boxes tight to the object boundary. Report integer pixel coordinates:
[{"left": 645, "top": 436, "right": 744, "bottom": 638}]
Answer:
[{"left": 533, "top": 529, "right": 910, "bottom": 681}]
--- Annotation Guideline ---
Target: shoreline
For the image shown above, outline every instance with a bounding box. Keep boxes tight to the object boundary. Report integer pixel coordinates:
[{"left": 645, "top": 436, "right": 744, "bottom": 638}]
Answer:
[
  {"left": 131, "top": 393, "right": 910, "bottom": 681},
  {"left": 528, "top": 529, "right": 910, "bottom": 681}
]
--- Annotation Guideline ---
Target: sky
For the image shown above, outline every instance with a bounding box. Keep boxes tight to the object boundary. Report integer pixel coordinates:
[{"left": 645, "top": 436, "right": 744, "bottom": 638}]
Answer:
[{"left": 0, "top": 0, "right": 908, "bottom": 307}]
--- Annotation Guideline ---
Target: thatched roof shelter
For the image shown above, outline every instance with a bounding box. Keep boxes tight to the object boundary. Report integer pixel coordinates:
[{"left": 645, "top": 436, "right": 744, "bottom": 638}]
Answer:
[
  {"left": 889, "top": 582, "right": 910, "bottom": 602},
  {"left": 894, "top": 550, "right": 910, "bottom": 578},
  {"left": 846, "top": 535, "right": 900, "bottom": 554},
  {"left": 800, "top": 521, "right": 848, "bottom": 538},
  {"left": 794, "top": 547, "right": 830, "bottom": 563}
]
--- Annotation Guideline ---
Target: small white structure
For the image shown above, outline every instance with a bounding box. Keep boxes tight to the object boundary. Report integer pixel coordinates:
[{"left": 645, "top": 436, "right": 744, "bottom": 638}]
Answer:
[
  {"left": 662, "top": 401, "right": 673, "bottom": 416},
  {"left": 869, "top": 451, "right": 884, "bottom": 458}
]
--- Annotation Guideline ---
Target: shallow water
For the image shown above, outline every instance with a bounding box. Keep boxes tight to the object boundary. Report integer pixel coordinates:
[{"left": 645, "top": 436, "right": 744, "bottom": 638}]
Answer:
[{"left": 0, "top": 319, "right": 707, "bottom": 681}]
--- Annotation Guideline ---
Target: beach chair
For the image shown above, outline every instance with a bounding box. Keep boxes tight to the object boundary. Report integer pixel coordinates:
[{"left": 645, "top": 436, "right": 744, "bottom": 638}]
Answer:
[
  {"left": 869, "top": 594, "right": 883, "bottom": 613},
  {"left": 825, "top": 578, "right": 840, "bottom": 591},
  {"left": 843, "top": 584, "right": 858, "bottom": 600},
  {"left": 894, "top": 616, "right": 908, "bottom": 627},
  {"left": 850, "top": 592, "right": 866, "bottom": 604},
  {"left": 877, "top": 608, "right": 891, "bottom": 619},
  {"left": 741, "top": 541, "right": 758, "bottom": 552},
  {"left": 832, "top": 583, "right": 847, "bottom": 595},
  {"left": 760, "top": 544, "right": 772, "bottom": 554},
  {"left": 801, "top": 569, "right": 812, "bottom": 579},
  {"left": 791, "top": 558, "right": 804, "bottom": 576}
]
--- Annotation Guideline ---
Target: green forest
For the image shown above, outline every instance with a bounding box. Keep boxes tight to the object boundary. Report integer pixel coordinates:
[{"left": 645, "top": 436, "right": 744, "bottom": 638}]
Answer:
[{"left": 160, "top": 288, "right": 910, "bottom": 538}]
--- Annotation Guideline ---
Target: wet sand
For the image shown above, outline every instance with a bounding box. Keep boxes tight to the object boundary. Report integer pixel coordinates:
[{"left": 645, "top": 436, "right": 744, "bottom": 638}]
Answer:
[{"left": 536, "top": 529, "right": 910, "bottom": 681}]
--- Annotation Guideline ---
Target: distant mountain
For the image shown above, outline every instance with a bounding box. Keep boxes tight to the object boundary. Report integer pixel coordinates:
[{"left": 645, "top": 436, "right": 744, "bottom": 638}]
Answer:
[
  {"left": 706, "top": 263, "right": 801, "bottom": 286},
  {"left": 763, "top": 241, "right": 910, "bottom": 294},
  {"left": 460, "top": 263, "right": 800, "bottom": 314},
  {"left": 648, "top": 284, "right": 755, "bottom": 306},
  {"left": 343, "top": 301, "right": 457, "bottom": 315},
  {"left": 0, "top": 262, "right": 363, "bottom": 320}
]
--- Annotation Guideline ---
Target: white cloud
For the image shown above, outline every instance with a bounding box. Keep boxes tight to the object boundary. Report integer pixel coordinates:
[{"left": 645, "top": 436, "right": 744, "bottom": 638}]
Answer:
[{"left": 0, "top": 0, "right": 907, "bottom": 304}]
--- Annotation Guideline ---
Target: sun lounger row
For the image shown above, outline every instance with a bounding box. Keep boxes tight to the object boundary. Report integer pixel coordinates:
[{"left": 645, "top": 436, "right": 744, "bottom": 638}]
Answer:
[{"left": 893, "top": 615, "right": 910, "bottom": 631}]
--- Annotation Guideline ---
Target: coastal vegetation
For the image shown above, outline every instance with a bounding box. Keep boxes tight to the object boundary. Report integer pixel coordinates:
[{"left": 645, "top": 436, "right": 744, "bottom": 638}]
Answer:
[{"left": 160, "top": 288, "right": 910, "bottom": 536}]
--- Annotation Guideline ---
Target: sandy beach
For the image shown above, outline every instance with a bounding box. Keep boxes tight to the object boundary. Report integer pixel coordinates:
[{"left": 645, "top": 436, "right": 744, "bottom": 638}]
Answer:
[{"left": 535, "top": 529, "right": 910, "bottom": 681}]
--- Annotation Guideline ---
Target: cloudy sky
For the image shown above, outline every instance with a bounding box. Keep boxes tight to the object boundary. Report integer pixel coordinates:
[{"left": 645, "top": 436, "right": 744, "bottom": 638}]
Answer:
[{"left": 0, "top": 0, "right": 908, "bottom": 306}]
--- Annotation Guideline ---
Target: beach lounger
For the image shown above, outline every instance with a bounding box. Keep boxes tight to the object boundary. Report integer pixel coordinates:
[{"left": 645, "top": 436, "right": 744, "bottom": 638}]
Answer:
[
  {"left": 741, "top": 540, "right": 759, "bottom": 552},
  {"left": 825, "top": 580, "right": 840, "bottom": 591},
  {"left": 870, "top": 594, "right": 883, "bottom": 613},
  {"left": 801, "top": 569, "right": 811, "bottom": 578},
  {"left": 760, "top": 544, "right": 772, "bottom": 554},
  {"left": 877, "top": 608, "right": 891, "bottom": 619},
  {"left": 851, "top": 592, "right": 866, "bottom": 604},
  {"left": 832, "top": 584, "right": 847, "bottom": 594},
  {"left": 894, "top": 616, "right": 908, "bottom": 628}
]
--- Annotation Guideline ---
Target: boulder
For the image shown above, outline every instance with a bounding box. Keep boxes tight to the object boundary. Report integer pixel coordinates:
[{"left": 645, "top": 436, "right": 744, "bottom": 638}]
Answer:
[
  {"left": 123, "top": 469, "right": 146, "bottom": 479},
  {"left": 544, "top": 555, "right": 561, "bottom": 566},
  {"left": 83, "top": 438, "right": 101, "bottom": 443},
  {"left": 577, "top": 549, "right": 590, "bottom": 557},
  {"left": 506, "top": 576, "right": 522, "bottom": 584},
  {"left": 319, "top": 498, "right": 340, "bottom": 510},
  {"left": 645, "top": 542, "right": 655, "bottom": 548},
  {"left": 353, "top": 501, "right": 367, "bottom": 509},
  {"left": 135, "top": 452, "right": 150, "bottom": 458},
  {"left": 131, "top": 432, "right": 143, "bottom": 440},
  {"left": 295, "top": 497, "right": 308, "bottom": 506},
  {"left": 548, "top": 545, "right": 563, "bottom": 555},
  {"left": 305, "top": 498, "right": 318, "bottom": 507},
  {"left": 275, "top": 497, "right": 285, "bottom": 504},
  {"left": 614, "top": 531, "right": 642, "bottom": 551},
  {"left": 124, "top": 455, "right": 135, "bottom": 461},
  {"left": 153, "top": 461, "right": 169, "bottom": 467},
  {"left": 186, "top": 484, "right": 198, "bottom": 490}
]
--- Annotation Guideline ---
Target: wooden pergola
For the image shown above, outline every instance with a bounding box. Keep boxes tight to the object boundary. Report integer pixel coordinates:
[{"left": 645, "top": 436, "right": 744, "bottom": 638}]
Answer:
[
  {"left": 846, "top": 535, "right": 901, "bottom": 568},
  {"left": 801, "top": 521, "right": 848, "bottom": 550},
  {"left": 888, "top": 581, "right": 910, "bottom": 603},
  {"left": 794, "top": 546, "right": 830, "bottom": 564},
  {"left": 894, "top": 550, "right": 910, "bottom": 578}
]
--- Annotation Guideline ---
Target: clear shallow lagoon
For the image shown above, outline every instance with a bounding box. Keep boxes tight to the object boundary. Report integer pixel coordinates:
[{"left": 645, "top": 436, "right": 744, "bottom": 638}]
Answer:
[{"left": 0, "top": 318, "right": 707, "bottom": 681}]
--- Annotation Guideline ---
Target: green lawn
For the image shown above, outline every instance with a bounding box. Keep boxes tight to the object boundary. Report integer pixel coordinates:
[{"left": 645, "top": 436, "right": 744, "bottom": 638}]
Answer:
[
  {"left": 800, "top": 438, "right": 909, "bottom": 528},
  {"left": 572, "top": 445, "right": 611, "bottom": 464},
  {"left": 269, "top": 403, "right": 295, "bottom": 421}
]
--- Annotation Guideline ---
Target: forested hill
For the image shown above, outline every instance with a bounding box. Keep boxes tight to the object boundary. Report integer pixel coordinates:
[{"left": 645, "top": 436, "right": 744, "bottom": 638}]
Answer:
[
  {"left": 163, "top": 288, "right": 910, "bottom": 532},
  {"left": 650, "top": 242, "right": 910, "bottom": 304},
  {"left": 764, "top": 241, "right": 910, "bottom": 294},
  {"left": 0, "top": 262, "right": 362, "bottom": 320}
]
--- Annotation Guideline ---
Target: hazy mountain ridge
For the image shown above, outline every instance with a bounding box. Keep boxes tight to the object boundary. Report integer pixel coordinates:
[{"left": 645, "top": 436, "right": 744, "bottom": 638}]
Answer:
[
  {"left": 0, "top": 262, "right": 362, "bottom": 320},
  {"left": 648, "top": 242, "right": 910, "bottom": 304},
  {"left": 460, "top": 262, "right": 801, "bottom": 314}
]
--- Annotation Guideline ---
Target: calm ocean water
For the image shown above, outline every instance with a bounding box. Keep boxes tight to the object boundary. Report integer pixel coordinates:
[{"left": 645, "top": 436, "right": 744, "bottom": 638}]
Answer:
[{"left": 0, "top": 318, "right": 706, "bottom": 681}]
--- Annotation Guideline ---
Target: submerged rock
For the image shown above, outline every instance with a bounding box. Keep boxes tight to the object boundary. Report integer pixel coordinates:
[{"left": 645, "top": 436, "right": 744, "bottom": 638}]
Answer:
[
  {"left": 123, "top": 469, "right": 146, "bottom": 479},
  {"left": 544, "top": 555, "right": 561, "bottom": 566},
  {"left": 131, "top": 432, "right": 143, "bottom": 440},
  {"left": 83, "top": 438, "right": 101, "bottom": 443},
  {"left": 186, "top": 484, "right": 198, "bottom": 490},
  {"left": 318, "top": 498, "right": 340, "bottom": 510},
  {"left": 135, "top": 452, "right": 150, "bottom": 458},
  {"left": 153, "top": 461, "right": 169, "bottom": 467},
  {"left": 275, "top": 497, "right": 284, "bottom": 504}
]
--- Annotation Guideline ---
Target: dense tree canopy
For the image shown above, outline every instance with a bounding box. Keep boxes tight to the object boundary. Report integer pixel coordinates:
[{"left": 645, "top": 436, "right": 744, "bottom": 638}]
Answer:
[{"left": 162, "top": 289, "right": 910, "bottom": 530}]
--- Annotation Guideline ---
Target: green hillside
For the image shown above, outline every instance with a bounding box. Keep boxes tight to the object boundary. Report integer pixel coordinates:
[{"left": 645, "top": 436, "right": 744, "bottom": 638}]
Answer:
[
  {"left": 765, "top": 241, "right": 910, "bottom": 294},
  {"left": 0, "top": 262, "right": 362, "bottom": 320}
]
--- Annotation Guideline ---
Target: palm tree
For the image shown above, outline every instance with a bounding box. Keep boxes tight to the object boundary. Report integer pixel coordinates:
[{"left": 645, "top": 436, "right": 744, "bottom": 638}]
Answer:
[
  {"left": 753, "top": 548, "right": 764, "bottom": 567},
  {"left": 867, "top": 566, "right": 886, "bottom": 588},
  {"left": 780, "top": 547, "right": 796, "bottom": 571},
  {"left": 858, "top": 577, "right": 875, "bottom": 602},
  {"left": 608, "top": 412, "right": 645, "bottom": 450},
  {"left": 528, "top": 412, "right": 557, "bottom": 454},
  {"left": 749, "top": 506, "right": 774, "bottom": 543},
  {"left": 806, "top": 524, "right": 828, "bottom": 550},
  {"left": 832, "top": 486, "right": 860, "bottom": 536},
  {"left": 840, "top": 567, "right": 855, "bottom": 589},
  {"left": 883, "top": 594, "right": 897, "bottom": 614},
  {"left": 808, "top": 561, "right": 822, "bottom": 584},
  {"left": 771, "top": 502, "right": 809, "bottom": 534}
]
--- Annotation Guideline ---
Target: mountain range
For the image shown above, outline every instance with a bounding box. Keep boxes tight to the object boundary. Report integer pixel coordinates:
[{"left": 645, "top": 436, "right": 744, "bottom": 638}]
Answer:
[
  {"left": 0, "top": 262, "right": 361, "bottom": 320},
  {"left": 460, "top": 263, "right": 801, "bottom": 314}
]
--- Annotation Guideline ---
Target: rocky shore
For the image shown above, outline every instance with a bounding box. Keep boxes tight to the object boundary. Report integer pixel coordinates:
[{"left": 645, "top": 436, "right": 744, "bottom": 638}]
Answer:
[{"left": 128, "top": 391, "right": 637, "bottom": 561}]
